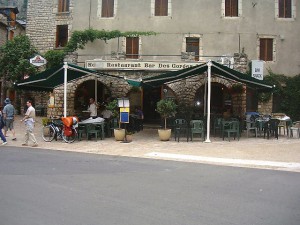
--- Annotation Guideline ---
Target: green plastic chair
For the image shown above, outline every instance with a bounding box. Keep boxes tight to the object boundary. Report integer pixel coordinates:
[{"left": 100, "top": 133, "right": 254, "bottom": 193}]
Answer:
[
  {"left": 222, "top": 121, "right": 240, "bottom": 141},
  {"left": 77, "top": 123, "right": 87, "bottom": 141},
  {"left": 86, "top": 123, "right": 103, "bottom": 141},
  {"left": 174, "top": 119, "right": 188, "bottom": 142},
  {"left": 190, "top": 120, "right": 205, "bottom": 141}
]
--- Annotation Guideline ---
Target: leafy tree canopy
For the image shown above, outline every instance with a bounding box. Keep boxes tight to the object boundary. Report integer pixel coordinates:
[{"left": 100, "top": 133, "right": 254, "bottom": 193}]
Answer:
[{"left": 0, "top": 35, "right": 38, "bottom": 82}]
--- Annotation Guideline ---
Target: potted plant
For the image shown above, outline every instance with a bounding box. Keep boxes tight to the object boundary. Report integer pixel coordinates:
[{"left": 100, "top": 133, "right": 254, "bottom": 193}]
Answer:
[
  {"left": 124, "top": 130, "right": 135, "bottom": 142},
  {"left": 156, "top": 99, "right": 177, "bottom": 141},
  {"left": 106, "top": 100, "right": 126, "bottom": 141}
]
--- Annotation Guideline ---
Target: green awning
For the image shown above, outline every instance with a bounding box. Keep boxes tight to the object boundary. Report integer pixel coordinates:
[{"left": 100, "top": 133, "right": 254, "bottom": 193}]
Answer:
[
  {"left": 126, "top": 61, "right": 273, "bottom": 91},
  {"left": 15, "top": 63, "right": 121, "bottom": 91}
]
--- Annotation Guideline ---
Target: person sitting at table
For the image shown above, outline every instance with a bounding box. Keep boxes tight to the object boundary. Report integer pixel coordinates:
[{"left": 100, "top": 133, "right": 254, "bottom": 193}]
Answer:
[
  {"left": 100, "top": 105, "right": 113, "bottom": 121},
  {"left": 87, "top": 98, "right": 97, "bottom": 119},
  {"left": 134, "top": 106, "right": 144, "bottom": 131}
]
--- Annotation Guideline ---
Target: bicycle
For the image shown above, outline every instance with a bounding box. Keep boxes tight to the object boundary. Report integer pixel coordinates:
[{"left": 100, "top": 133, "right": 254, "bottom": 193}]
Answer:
[{"left": 42, "top": 118, "right": 77, "bottom": 143}]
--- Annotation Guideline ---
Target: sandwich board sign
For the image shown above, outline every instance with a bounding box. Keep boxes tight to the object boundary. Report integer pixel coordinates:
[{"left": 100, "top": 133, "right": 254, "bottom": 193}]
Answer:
[{"left": 251, "top": 60, "right": 264, "bottom": 80}]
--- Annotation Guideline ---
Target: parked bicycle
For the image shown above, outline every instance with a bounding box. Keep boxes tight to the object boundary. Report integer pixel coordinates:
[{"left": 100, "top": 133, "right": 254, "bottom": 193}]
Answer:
[{"left": 42, "top": 118, "right": 77, "bottom": 143}]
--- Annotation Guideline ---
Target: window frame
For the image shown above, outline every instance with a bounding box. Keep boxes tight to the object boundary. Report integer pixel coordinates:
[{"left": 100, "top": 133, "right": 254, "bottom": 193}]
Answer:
[
  {"left": 98, "top": 0, "right": 117, "bottom": 18},
  {"left": 276, "top": 0, "right": 295, "bottom": 20},
  {"left": 258, "top": 37, "right": 275, "bottom": 62},
  {"left": 125, "top": 37, "right": 140, "bottom": 59},
  {"left": 222, "top": 0, "right": 242, "bottom": 18},
  {"left": 56, "top": 25, "right": 69, "bottom": 48},
  {"left": 151, "top": 0, "right": 172, "bottom": 18},
  {"left": 58, "top": 0, "right": 70, "bottom": 13}
]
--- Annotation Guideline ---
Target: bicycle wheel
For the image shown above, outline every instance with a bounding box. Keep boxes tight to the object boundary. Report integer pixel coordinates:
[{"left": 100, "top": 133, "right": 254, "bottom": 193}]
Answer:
[
  {"left": 42, "top": 125, "right": 56, "bottom": 142},
  {"left": 62, "top": 127, "right": 77, "bottom": 143}
]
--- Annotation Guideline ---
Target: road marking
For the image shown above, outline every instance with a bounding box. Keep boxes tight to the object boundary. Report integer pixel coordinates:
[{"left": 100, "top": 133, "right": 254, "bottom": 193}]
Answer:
[{"left": 145, "top": 152, "right": 300, "bottom": 171}]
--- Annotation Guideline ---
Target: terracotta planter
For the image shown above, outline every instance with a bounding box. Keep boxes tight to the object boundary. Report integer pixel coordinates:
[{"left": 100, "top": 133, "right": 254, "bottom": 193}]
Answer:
[
  {"left": 114, "top": 129, "right": 125, "bottom": 141},
  {"left": 158, "top": 129, "right": 172, "bottom": 141},
  {"left": 125, "top": 134, "right": 133, "bottom": 142}
]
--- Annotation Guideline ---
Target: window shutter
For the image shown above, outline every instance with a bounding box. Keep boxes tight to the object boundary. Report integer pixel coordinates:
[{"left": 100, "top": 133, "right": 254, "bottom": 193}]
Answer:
[
  {"left": 102, "top": 0, "right": 114, "bottom": 17},
  {"left": 266, "top": 39, "right": 273, "bottom": 61},
  {"left": 155, "top": 0, "right": 168, "bottom": 16},
  {"left": 126, "top": 37, "right": 139, "bottom": 59},
  {"left": 279, "top": 0, "right": 292, "bottom": 18},
  {"left": 225, "top": 0, "right": 238, "bottom": 17},
  {"left": 260, "top": 38, "right": 273, "bottom": 61}
]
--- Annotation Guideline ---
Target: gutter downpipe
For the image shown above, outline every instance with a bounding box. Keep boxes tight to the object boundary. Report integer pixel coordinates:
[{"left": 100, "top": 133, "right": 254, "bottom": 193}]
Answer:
[{"left": 204, "top": 60, "right": 212, "bottom": 143}]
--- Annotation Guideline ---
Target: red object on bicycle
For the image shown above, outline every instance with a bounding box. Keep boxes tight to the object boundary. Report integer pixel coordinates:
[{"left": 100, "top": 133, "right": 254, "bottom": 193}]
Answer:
[{"left": 63, "top": 126, "right": 73, "bottom": 137}]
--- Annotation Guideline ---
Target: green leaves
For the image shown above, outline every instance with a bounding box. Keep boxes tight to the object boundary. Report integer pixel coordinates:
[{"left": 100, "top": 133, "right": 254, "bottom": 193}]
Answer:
[
  {"left": 44, "top": 50, "right": 66, "bottom": 69},
  {"left": 65, "top": 29, "right": 157, "bottom": 52},
  {"left": 0, "top": 35, "right": 38, "bottom": 82}
]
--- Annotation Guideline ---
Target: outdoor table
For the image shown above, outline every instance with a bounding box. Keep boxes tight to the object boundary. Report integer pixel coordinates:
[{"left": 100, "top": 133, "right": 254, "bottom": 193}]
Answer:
[{"left": 78, "top": 117, "right": 105, "bottom": 140}]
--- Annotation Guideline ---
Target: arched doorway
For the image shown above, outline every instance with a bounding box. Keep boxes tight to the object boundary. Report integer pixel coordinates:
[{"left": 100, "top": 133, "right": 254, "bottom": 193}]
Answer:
[
  {"left": 194, "top": 82, "right": 230, "bottom": 117},
  {"left": 74, "top": 80, "right": 110, "bottom": 112}
]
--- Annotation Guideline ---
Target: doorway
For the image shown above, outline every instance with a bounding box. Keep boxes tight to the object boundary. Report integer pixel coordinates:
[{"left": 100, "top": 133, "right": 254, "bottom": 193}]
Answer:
[{"left": 143, "top": 87, "right": 161, "bottom": 123}]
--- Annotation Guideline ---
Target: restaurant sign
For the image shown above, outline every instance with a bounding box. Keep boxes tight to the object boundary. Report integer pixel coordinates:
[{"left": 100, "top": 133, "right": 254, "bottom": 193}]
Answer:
[
  {"left": 251, "top": 60, "right": 264, "bottom": 80},
  {"left": 30, "top": 55, "right": 47, "bottom": 67},
  {"left": 85, "top": 60, "right": 202, "bottom": 71}
]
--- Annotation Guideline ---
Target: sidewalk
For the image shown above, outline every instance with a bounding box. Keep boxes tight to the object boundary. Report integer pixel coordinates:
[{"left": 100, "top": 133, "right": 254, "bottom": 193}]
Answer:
[{"left": 4, "top": 115, "right": 300, "bottom": 172}]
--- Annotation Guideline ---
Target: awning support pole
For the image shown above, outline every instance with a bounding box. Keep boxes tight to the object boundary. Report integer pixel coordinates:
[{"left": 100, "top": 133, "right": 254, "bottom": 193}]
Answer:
[
  {"left": 63, "top": 62, "right": 68, "bottom": 117},
  {"left": 205, "top": 60, "right": 212, "bottom": 143}
]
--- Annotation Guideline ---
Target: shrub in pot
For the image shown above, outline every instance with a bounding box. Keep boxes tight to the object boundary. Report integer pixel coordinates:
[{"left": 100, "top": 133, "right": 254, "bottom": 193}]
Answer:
[
  {"left": 156, "top": 99, "right": 177, "bottom": 141},
  {"left": 107, "top": 100, "right": 125, "bottom": 141}
]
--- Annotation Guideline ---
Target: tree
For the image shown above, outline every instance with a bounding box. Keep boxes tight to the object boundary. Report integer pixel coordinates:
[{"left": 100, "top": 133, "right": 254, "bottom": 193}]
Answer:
[{"left": 0, "top": 35, "right": 38, "bottom": 83}]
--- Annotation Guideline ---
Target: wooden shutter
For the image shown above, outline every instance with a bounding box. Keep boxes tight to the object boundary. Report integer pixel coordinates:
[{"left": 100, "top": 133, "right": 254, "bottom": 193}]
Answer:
[
  {"left": 225, "top": 0, "right": 238, "bottom": 17},
  {"left": 58, "top": 0, "right": 69, "bottom": 12},
  {"left": 102, "top": 0, "right": 114, "bottom": 17},
  {"left": 126, "top": 37, "right": 139, "bottom": 59},
  {"left": 279, "top": 0, "right": 292, "bottom": 18},
  {"left": 155, "top": 0, "right": 168, "bottom": 16},
  {"left": 260, "top": 38, "right": 273, "bottom": 61},
  {"left": 186, "top": 38, "right": 199, "bottom": 61}
]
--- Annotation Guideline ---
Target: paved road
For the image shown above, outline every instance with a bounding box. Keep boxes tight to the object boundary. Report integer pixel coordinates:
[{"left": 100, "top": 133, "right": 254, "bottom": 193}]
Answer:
[{"left": 0, "top": 147, "right": 300, "bottom": 225}]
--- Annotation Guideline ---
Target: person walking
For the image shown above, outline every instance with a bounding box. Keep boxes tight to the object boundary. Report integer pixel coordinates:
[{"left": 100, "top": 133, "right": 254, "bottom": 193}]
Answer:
[
  {"left": 3, "top": 98, "right": 16, "bottom": 140},
  {"left": 0, "top": 107, "right": 7, "bottom": 146},
  {"left": 20, "top": 100, "right": 38, "bottom": 147}
]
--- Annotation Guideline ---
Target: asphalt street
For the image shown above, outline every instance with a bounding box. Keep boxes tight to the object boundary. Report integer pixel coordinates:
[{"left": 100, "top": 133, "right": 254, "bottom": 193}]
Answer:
[{"left": 0, "top": 146, "right": 299, "bottom": 225}]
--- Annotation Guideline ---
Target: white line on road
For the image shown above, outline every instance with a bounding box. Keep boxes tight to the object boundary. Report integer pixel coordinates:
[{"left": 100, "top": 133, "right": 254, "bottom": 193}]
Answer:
[{"left": 145, "top": 152, "right": 300, "bottom": 171}]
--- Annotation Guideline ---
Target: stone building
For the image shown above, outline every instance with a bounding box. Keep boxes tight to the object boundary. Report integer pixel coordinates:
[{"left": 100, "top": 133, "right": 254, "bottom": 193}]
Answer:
[{"left": 24, "top": 0, "right": 299, "bottom": 121}]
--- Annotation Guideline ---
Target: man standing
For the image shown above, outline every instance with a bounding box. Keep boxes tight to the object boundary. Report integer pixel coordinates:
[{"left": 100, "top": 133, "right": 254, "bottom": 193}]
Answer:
[
  {"left": 20, "top": 100, "right": 38, "bottom": 147},
  {"left": 88, "top": 98, "right": 97, "bottom": 118},
  {"left": 3, "top": 98, "right": 16, "bottom": 140}
]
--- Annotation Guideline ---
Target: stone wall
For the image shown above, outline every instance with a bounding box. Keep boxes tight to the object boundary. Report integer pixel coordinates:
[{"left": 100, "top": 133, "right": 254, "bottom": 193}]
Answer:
[{"left": 26, "top": 0, "right": 74, "bottom": 53}]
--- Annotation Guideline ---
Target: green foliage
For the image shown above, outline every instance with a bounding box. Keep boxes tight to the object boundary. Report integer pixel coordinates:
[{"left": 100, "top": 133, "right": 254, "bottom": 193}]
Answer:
[
  {"left": 106, "top": 99, "right": 119, "bottom": 118},
  {"left": 156, "top": 99, "right": 177, "bottom": 129},
  {"left": 65, "top": 29, "right": 157, "bottom": 52},
  {"left": 281, "top": 74, "right": 300, "bottom": 121},
  {"left": 44, "top": 50, "right": 66, "bottom": 68},
  {"left": 0, "top": 35, "right": 38, "bottom": 82},
  {"left": 261, "top": 71, "right": 300, "bottom": 121}
]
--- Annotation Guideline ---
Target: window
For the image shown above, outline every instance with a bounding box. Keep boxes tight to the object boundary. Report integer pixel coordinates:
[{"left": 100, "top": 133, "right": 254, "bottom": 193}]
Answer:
[
  {"left": 126, "top": 37, "right": 139, "bottom": 59},
  {"left": 56, "top": 25, "right": 68, "bottom": 48},
  {"left": 278, "top": 0, "right": 292, "bottom": 18},
  {"left": 225, "top": 0, "right": 238, "bottom": 17},
  {"left": 58, "top": 0, "right": 69, "bottom": 13},
  {"left": 155, "top": 0, "right": 168, "bottom": 16},
  {"left": 101, "top": 0, "right": 114, "bottom": 17},
  {"left": 259, "top": 38, "right": 273, "bottom": 61},
  {"left": 186, "top": 38, "right": 199, "bottom": 61}
]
